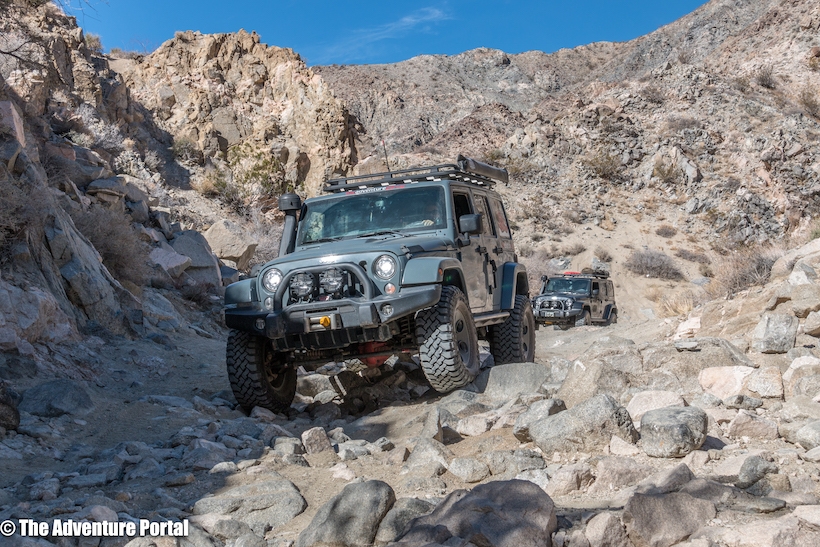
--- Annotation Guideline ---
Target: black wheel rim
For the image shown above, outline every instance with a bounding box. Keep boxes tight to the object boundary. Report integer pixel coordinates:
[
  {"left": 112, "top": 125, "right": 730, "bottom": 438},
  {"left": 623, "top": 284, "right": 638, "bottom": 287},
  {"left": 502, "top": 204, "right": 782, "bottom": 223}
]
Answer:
[{"left": 453, "top": 308, "right": 474, "bottom": 364}]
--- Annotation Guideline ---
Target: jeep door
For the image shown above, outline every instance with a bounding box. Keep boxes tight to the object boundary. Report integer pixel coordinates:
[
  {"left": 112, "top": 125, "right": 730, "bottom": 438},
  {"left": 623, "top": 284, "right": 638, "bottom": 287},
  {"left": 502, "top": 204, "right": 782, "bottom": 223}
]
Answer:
[
  {"left": 591, "top": 280, "right": 603, "bottom": 320},
  {"left": 486, "top": 195, "right": 516, "bottom": 307},
  {"left": 453, "top": 190, "right": 488, "bottom": 311}
]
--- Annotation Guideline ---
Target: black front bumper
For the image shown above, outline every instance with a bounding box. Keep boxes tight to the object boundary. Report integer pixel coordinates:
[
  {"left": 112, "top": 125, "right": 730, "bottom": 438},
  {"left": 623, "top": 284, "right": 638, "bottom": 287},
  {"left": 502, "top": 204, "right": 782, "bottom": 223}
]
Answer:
[
  {"left": 533, "top": 307, "right": 581, "bottom": 325},
  {"left": 225, "top": 284, "right": 441, "bottom": 347}
]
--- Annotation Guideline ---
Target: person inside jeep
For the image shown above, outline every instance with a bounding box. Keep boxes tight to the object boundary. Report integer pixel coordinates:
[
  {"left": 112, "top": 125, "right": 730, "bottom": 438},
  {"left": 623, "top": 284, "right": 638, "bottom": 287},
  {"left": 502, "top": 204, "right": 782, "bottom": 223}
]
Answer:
[{"left": 407, "top": 201, "right": 444, "bottom": 228}]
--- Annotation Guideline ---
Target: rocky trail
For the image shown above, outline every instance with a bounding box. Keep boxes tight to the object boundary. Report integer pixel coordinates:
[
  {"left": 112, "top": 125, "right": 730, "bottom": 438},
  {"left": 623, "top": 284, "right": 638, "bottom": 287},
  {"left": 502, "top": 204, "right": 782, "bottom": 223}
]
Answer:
[{"left": 4, "top": 241, "right": 820, "bottom": 546}]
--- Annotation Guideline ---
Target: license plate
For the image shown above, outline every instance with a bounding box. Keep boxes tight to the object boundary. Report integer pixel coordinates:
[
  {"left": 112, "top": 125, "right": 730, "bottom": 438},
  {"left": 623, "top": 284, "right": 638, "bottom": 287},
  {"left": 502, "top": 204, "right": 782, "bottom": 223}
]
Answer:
[{"left": 541, "top": 311, "right": 555, "bottom": 317}]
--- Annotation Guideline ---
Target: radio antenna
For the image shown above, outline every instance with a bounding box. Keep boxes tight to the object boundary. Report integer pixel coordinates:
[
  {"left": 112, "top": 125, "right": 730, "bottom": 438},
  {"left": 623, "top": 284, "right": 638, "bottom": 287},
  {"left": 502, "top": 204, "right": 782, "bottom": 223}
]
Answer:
[{"left": 381, "top": 139, "right": 391, "bottom": 173}]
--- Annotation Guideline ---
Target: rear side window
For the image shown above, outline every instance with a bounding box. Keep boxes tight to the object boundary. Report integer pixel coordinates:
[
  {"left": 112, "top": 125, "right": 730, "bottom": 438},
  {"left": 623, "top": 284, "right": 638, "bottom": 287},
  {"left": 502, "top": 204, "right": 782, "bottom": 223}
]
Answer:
[
  {"left": 489, "top": 198, "right": 511, "bottom": 239},
  {"left": 473, "top": 194, "right": 496, "bottom": 236}
]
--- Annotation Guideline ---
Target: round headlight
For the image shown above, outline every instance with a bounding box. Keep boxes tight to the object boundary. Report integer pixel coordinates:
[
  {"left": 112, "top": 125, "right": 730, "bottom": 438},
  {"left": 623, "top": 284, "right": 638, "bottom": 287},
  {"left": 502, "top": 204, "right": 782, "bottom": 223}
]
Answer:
[
  {"left": 320, "top": 268, "right": 345, "bottom": 293},
  {"left": 374, "top": 255, "right": 397, "bottom": 280},
  {"left": 290, "top": 273, "right": 314, "bottom": 297},
  {"left": 262, "top": 268, "right": 283, "bottom": 293}
]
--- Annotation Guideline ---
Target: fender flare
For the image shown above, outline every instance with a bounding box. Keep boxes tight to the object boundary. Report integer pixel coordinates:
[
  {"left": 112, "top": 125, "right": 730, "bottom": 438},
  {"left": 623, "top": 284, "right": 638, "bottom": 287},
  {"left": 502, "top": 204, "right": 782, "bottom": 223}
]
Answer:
[
  {"left": 500, "top": 262, "right": 529, "bottom": 310},
  {"left": 401, "top": 257, "right": 465, "bottom": 292}
]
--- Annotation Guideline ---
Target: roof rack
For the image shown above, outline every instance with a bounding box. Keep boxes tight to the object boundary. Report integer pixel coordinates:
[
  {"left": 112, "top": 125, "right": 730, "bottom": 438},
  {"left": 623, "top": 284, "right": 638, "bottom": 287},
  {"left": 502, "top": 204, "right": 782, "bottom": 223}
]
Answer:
[
  {"left": 561, "top": 269, "right": 610, "bottom": 279},
  {"left": 323, "top": 155, "right": 509, "bottom": 193}
]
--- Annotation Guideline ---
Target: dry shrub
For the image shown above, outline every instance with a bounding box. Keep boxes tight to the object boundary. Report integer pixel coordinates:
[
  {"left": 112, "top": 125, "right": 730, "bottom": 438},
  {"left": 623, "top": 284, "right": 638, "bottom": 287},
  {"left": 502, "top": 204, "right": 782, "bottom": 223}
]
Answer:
[
  {"left": 642, "top": 85, "right": 665, "bottom": 104},
  {"left": 85, "top": 33, "right": 103, "bottom": 53},
  {"left": 180, "top": 281, "right": 216, "bottom": 307},
  {"left": 247, "top": 207, "right": 283, "bottom": 269},
  {"left": 655, "top": 224, "right": 678, "bottom": 238},
  {"left": 532, "top": 233, "right": 546, "bottom": 243},
  {"left": 191, "top": 167, "right": 228, "bottom": 197},
  {"left": 675, "top": 248, "right": 710, "bottom": 264},
  {"left": 625, "top": 249, "right": 684, "bottom": 280},
  {"left": 653, "top": 161, "right": 680, "bottom": 184},
  {"left": 70, "top": 205, "right": 151, "bottom": 286},
  {"left": 583, "top": 151, "right": 623, "bottom": 181},
  {"left": 755, "top": 65, "right": 776, "bottom": 89},
  {"left": 562, "top": 243, "right": 586, "bottom": 256},
  {"left": 665, "top": 116, "right": 702, "bottom": 133},
  {"left": 798, "top": 86, "right": 820, "bottom": 119},
  {"left": 732, "top": 76, "right": 750, "bottom": 93},
  {"left": 658, "top": 291, "right": 696, "bottom": 317},
  {"left": 595, "top": 246, "right": 612, "bottom": 263},
  {"left": 0, "top": 178, "right": 48, "bottom": 252},
  {"left": 706, "top": 246, "right": 782, "bottom": 298}
]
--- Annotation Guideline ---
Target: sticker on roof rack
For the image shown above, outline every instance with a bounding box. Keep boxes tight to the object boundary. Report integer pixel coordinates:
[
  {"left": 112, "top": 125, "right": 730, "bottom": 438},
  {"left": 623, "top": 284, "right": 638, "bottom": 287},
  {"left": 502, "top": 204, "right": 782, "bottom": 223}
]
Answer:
[{"left": 346, "top": 184, "right": 405, "bottom": 195}]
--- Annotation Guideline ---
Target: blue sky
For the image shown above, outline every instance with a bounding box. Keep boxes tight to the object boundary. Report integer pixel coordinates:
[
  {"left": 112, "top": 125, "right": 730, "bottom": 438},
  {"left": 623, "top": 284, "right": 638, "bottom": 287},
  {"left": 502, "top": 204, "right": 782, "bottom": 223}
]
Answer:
[{"left": 65, "top": 1, "right": 709, "bottom": 66}]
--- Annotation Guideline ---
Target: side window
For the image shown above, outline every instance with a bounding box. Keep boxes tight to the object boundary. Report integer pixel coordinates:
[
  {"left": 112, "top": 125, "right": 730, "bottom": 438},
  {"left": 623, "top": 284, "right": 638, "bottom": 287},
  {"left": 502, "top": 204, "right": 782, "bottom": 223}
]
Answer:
[
  {"left": 453, "top": 192, "right": 473, "bottom": 221},
  {"left": 607, "top": 281, "right": 614, "bottom": 298},
  {"left": 489, "top": 198, "right": 511, "bottom": 239},
  {"left": 473, "top": 193, "right": 496, "bottom": 236},
  {"left": 592, "top": 281, "right": 600, "bottom": 295}
]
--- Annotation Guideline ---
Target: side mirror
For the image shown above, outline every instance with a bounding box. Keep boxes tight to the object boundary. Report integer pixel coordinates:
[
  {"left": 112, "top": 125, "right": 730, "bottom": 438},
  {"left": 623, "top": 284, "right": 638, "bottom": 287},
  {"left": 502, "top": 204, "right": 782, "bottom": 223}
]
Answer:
[
  {"left": 541, "top": 275, "right": 548, "bottom": 282},
  {"left": 458, "top": 213, "right": 483, "bottom": 235},
  {"left": 592, "top": 289, "right": 600, "bottom": 296}
]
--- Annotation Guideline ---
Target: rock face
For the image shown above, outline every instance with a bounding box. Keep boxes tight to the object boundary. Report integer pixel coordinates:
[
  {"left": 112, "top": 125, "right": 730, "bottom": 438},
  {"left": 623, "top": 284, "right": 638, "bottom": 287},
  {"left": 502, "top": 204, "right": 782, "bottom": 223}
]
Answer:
[{"left": 120, "top": 30, "right": 353, "bottom": 198}]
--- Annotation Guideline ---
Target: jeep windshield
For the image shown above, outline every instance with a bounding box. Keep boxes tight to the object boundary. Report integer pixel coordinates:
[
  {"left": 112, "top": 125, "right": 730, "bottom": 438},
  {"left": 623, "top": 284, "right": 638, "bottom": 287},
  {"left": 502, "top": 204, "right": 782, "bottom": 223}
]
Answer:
[
  {"left": 544, "top": 278, "right": 590, "bottom": 295},
  {"left": 296, "top": 185, "right": 447, "bottom": 245}
]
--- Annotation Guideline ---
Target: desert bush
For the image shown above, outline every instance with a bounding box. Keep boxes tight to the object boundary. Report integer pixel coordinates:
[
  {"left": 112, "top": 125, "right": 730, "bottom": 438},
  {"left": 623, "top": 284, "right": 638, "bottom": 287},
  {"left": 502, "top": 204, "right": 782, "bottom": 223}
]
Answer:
[
  {"left": 665, "top": 116, "right": 701, "bottom": 133},
  {"left": 70, "top": 205, "right": 151, "bottom": 286},
  {"left": 659, "top": 291, "right": 696, "bottom": 317},
  {"left": 675, "top": 248, "right": 711, "bottom": 264},
  {"left": 755, "top": 65, "right": 776, "bottom": 89},
  {"left": 798, "top": 86, "right": 820, "bottom": 119},
  {"left": 731, "top": 76, "right": 750, "bottom": 93},
  {"left": 180, "top": 282, "right": 216, "bottom": 307},
  {"left": 653, "top": 161, "right": 680, "bottom": 184},
  {"left": 562, "top": 242, "right": 586, "bottom": 256},
  {"left": 172, "top": 137, "right": 200, "bottom": 163},
  {"left": 72, "top": 103, "right": 124, "bottom": 152},
  {"left": 228, "top": 142, "right": 288, "bottom": 198},
  {"left": 532, "top": 233, "right": 545, "bottom": 243},
  {"left": 706, "top": 246, "right": 782, "bottom": 298},
  {"left": 594, "top": 246, "right": 612, "bottom": 263},
  {"left": 642, "top": 85, "right": 665, "bottom": 104},
  {"left": 625, "top": 249, "right": 684, "bottom": 280},
  {"left": 84, "top": 33, "right": 103, "bottom": 53},
  {"left": 810, "top": 56, "right": 820, "bottom": 73},
  {"left": 655, "top": 224, "right": 678, "bottom": 238},
  {"left": 517, "top": 242, "right": 534, "bottom": 258},
  {"left": 484, "top": 149, "right": 505, "bottom": 163},
  {"left": 583, "top": 151, "right": 623, "bottom": 181},
  {"left": 0, "top": 178, "right": 48, "bottom": 253}
]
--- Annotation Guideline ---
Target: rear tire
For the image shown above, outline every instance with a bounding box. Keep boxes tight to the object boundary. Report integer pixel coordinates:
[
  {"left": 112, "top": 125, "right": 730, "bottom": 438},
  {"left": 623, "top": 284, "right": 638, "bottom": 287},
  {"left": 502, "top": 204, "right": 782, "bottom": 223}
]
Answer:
[
  {"left": 226, "top": 329, "right": 296, "bottom": 413},
  {"left": 607, "top": 309, "right": 618, "bottom": 325},
  {"left": 416, "top": 286, "right": 479, "bottom": 393},
  {"left": 491, "top": 295, "right": 536, "bottom": 364}
]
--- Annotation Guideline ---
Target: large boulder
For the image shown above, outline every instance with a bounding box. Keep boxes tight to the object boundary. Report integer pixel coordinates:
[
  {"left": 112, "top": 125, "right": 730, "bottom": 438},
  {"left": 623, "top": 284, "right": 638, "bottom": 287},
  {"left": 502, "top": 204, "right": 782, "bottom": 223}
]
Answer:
[
  {"left": 640, "top": 406, "right": 708, "bottom": 458},
  {"left": 398, "top": 480, "right": 557, "bottom": 547},
  {"left": 622, "top": 492, "right": 716, "bottom": 547},
  {"left": 529, "top": 394, "right": 638, "bottom": 454},
  {"left": 192, "top": 475, "right": 306, "bottom": 535},
  {"left": 473, "top": 362, "right": 551, "bottom": 402},
  {"left": 698, "top": 366, "right": 756, "bottom": 400},
  {"left": 295, "top": 480, "right": 395, "bottom": 547},
  {"left": 19, "top": 380, "right": 94, "bottom": 417},
  {"left": 203, "top": 219, "right": 258, "bottom": 271},
  {"left": 169, "top": 230, "right": 222, "bottom": 288},
  {"left": 751, "top": 313, "right": 798, "bottom": 354},
  {"left": 626, "top": 391, "right": 686, "bottom": 427}
]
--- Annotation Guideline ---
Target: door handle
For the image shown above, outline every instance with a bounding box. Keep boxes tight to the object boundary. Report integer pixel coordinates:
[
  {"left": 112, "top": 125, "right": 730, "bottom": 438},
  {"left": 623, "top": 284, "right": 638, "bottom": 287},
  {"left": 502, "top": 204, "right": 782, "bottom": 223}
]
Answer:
[{"left": 476, "top": 246, "right": 487, "bottom": 254}]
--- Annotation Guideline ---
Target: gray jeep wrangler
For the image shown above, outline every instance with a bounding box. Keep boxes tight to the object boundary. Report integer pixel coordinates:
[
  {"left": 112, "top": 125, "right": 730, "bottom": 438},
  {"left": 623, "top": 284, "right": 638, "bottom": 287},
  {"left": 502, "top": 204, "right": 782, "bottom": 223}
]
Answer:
[
  {"left": 223, "top": 156, "right": 535, "bottom": 413},
  {"left": 532, "top": 271, "right": 617, "bottom": 328}
]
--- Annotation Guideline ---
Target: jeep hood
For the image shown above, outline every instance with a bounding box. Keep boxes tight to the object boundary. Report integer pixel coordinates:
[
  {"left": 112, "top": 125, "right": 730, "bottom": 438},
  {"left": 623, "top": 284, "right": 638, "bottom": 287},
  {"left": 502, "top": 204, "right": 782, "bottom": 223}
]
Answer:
[{"left": 268, "top": 234, "right": 454, "bottom": 267}]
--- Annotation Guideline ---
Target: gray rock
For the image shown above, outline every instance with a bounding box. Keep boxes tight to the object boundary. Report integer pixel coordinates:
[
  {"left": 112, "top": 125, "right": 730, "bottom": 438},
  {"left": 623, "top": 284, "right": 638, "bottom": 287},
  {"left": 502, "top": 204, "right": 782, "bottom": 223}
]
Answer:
[
  {"left": 556, "top": 356, "right": 633, "bottom": 409},
  {"left": 725, "top": 410, "right": 779, "bottom": 440},
  {"left": 736, "top": 455, "right": 778, "bottom": 489},
  {"left": 588, "top": 457, "right": 653, "bottom": 495},
  {"left": 473, "top": 362, "right": 551, "bottom": 401},
  {"left": 545, "top": 463, "right": 594, "bottom": 497},
  {"left": 448, "top": 457, "right": 490, "bottom": 483},
  {"left": 622, "top": 492, "right": 716, "bottom": 547},
  {"left": 723, "top": 394, "right": 763, "bottom": 410},
  {"left": 19, "top": 380, "right": 94, "bottom": 417},
  {"left": 0, "top": 381, "right": 19, "bottom": 430},
  {"left": 513, "top": 398, "right": 566, "bottom": 442},
  {"left": 273, "top": 437, "right": 304, "bottom": 455},
  {"left": 295, "top": 480, "right": 395, "bottom": 547},
  {"left": 530, "top": 394, "right": 638, "bottom": 454},
  {"left": 635, "top": 463, "right": 695, "bottom": 495},
  {"left": 301, "top": 426, "right": 333, "bottom": 454},
  {"left": 796, "top": 420, "right": 820, "bottom": 450},
  {"left": 193, "top": 477, "right": 307, "bottom": 535},
  {"left": 513, "top": 448, "right": 546, "bottom": 473},
  {"left": 751, "top": 313, "right": 798, "bottom": 354},
  {"left": 405, "top": 438, "right": 453, "bottom": 474},
  {"left": 420, "top": 406, "right": 445, "bottom": 442},
  {"left": 297, "top": 374, "right": 334, "bottom": 398},
  {"left": 585, "top": 511, "right": 631, "bottom": 547},
  {"left": 398, "top": 479, "right": 557, "bottom": 547},
  {"left": 640, "top": 406, "right": 708, "bottom": 458},
  {"left": 169, "top": 230, "right": 222, "bottom": 288},
  {"left": 374, "top": 497, "right": 435, "bottom": 544}
]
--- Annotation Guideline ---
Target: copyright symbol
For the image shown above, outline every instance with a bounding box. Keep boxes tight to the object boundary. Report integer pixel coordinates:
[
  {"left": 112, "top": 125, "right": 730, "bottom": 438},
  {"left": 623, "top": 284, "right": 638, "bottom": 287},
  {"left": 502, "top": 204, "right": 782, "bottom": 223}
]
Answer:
[{"left": 0, "top": 520, "right": 15, "bottom": 537}]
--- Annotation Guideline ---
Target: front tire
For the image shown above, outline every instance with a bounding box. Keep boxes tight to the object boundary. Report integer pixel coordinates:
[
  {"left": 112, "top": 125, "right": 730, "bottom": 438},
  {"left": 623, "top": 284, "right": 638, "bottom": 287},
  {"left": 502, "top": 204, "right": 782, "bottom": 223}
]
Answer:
[
  {"left": 226, "top": 330, "right": 296, "bottom": 413},
  {"left": 491, "top": 295, "right": 536, "bottom": 364},
  {"left": 416, "top": 286, "right": 480, "bottom": 393},
  {"left": 576, "top": 309, "right": 591, "bottom": 327}
]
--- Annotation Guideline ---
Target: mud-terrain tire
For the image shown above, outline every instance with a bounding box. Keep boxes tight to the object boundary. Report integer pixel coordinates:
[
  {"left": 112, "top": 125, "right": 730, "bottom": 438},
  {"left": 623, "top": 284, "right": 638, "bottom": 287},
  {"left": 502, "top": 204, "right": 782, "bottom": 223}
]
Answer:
[
  {"left": 226, "top": 329, "right": 296, "bottom": 413},
  {"left": 576, "top": 309, "right": 591, "bottom": 327},
  {"left": 491, "top": 295, "right": 536, "bottom": 364},
  {"left": 416, "top": 286, "right": 479, "bottom": 393}
]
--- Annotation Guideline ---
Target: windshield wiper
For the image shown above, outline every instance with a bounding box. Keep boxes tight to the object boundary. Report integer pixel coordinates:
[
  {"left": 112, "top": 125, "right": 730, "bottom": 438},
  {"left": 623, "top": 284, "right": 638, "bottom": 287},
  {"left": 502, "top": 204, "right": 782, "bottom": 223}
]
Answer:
[
  {"left": 358, "top": 230, "right": 405, "bottom": 238},
  {"left": 306, "top": 236, "right": 344, "bottom": 244}
]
